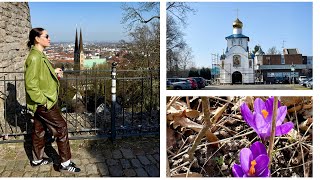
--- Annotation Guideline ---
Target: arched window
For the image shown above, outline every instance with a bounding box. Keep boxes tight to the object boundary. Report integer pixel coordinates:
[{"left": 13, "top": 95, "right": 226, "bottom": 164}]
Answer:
[{"left": 249, "top": 60, "right": 252, "bottom": 68}]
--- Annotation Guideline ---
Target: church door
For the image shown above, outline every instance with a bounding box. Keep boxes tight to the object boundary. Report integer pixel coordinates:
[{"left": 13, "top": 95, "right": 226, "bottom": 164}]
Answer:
[{"left": 232, "top": 71, "right": 242, "bottom": 84}]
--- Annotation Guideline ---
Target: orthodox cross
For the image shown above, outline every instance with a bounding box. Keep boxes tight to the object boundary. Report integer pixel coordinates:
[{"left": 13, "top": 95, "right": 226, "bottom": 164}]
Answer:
[{"left": 235, "top": 8, "right": 239, "bottom": 18}]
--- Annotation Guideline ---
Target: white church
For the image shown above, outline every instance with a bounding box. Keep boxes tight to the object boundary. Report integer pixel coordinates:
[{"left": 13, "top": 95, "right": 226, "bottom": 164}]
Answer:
[{"left": 219, "top": 18, "right": 255, "bottom": 84}]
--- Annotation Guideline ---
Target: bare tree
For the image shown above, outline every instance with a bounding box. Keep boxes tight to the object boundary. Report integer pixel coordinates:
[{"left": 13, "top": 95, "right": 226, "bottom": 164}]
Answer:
[
  {"left": 121, "top": 2, "right": 160, "bottom": 30},
  {"left": 166, "top": 2, "right": 196, "bottom": 26},
  {"left": 178, "top": 46, "right": 194, "bottom": 70},
  {"left": 121, "top": 2, "right": 160, "bottom": 69},
  {"left": 128, "top": 22, "right": 160, "bottom": 69},
  {"left": 267, "top": 46, "right": 281, "bottom": 55},
  {"left": 166, "top": 2, "right": 196, "bottom": 73}
]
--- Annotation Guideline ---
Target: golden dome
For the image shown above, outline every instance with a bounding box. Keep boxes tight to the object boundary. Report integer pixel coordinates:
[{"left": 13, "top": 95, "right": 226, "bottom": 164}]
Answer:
[{"left": 233, "top": 18, "right": 243, "bottom": 28}]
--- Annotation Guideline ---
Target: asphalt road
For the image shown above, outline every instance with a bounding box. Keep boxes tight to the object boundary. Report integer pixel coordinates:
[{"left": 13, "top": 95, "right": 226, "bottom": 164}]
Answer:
[{"left": 201, "top": 84, "right": 310, "bottom": 90}]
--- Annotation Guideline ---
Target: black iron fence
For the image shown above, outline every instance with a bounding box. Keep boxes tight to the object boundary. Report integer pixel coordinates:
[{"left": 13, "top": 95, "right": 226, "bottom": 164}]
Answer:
[{"left": 0, "top": 64, "right": 159, "bottom": 143}]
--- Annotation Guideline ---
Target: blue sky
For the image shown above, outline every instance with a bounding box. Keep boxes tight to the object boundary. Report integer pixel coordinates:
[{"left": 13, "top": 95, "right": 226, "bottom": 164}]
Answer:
[
  {"left": 29, "top": 2, "right": 136, "bottom": 42},
  {"left": 183, "top": 2, "right": 313, "bottom": 68}
]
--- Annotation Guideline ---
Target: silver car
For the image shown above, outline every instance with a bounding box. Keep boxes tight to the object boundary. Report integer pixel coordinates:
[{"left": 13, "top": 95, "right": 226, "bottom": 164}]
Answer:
[{"left": 167, "top": 78, "right": 192, "bottom": 90}]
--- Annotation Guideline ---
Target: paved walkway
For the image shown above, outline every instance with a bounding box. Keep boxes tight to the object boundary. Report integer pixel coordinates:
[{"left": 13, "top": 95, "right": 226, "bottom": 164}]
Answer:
[
  {"left": 203, "top": 84, "right": 310, "bottom": 90},
  {"left": 0, "top": 136, "right": 160, "bottom": 177}
]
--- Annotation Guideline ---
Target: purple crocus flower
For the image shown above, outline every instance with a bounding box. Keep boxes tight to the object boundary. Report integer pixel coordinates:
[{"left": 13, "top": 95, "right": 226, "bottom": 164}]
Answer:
[
  {"left": 240, "top": 97, "right": 294, "bottom": 139},
  {"left": 232, "top": 141, "right": 270, "bottom": 177}
]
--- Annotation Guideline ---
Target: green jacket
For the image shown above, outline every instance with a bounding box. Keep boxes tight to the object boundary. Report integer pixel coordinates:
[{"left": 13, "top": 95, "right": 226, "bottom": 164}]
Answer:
[{"left": 25, "top": 46, "right": 60, "bottom": 113}]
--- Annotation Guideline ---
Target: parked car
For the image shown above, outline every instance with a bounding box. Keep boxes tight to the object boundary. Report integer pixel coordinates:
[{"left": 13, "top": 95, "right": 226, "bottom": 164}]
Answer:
[
  {"left": 166, "top": 80, "right": 174, "bottom": 90},
  {"left": 167, "top": 78, "right": 192, "bottom": 90},
  {"left": 306, "top": 79, "right": 313, "bottom": 89},
  {"left": 298, "top": 76, "right": 308, "bottom": 84},
  {"left": 187, "top": 77, "right": 198, "bottom": 89},
  {"left": 300, "top": 77, "right": 312, "bottom": 87},
  {"left": 190, "top": 77, "right": 206, "bottom": 89}
]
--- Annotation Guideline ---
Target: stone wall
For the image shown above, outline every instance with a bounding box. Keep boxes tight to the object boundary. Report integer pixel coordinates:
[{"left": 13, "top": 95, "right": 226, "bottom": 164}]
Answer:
[{"left": 0, "top": 2, "right": 31, "bottom": 135}]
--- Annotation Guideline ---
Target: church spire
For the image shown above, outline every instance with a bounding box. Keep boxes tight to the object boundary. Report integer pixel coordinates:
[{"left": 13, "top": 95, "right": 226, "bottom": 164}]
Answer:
[
  {"left": 74, "top": 28, "right": 79, "bottom": 52},
  {"left": 79, "top": 28, "right": 83, "bottom": 52}
]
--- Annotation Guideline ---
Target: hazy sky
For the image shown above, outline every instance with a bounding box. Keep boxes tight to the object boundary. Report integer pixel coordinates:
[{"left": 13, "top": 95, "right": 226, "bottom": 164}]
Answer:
[
  {"left": 29, "top": 2, "right": 139, "bottom": 42},
  {"left": 182, "top": 2, "right": 312, "bottom": 68}
]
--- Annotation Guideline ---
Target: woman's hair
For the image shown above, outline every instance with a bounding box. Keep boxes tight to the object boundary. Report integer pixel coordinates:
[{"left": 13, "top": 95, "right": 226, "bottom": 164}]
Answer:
[{"left": 27, "top": 27, "right": 45, "bottom": 49}]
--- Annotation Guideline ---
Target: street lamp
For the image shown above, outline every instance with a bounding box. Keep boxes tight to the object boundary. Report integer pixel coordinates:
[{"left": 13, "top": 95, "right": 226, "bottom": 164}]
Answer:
[{"left": 291, "top": 63, "right": 295, "bottom": 84}]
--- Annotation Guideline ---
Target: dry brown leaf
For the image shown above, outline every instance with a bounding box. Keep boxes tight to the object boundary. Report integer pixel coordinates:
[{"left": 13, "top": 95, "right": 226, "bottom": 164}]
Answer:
[
  {"left": 171, "top": 172, "right": 203, "bottom": 177},
  {"left": 281, "top": 97, "right": 310, "bottom": 107},
  {"left": 167, "top": 127, "right": 176, "bottom": 148},
  {"left": 185, "top": 109, "right": 200, "bottom": 119},
  {"left": 287, "top": 105, "right": 302, "bottom": 113},
  {"left": 299, "top": 117, "right": 313, "bottom": 132},
  {"left": 171, "top": 116, "right": 219, "bottom": 146}
]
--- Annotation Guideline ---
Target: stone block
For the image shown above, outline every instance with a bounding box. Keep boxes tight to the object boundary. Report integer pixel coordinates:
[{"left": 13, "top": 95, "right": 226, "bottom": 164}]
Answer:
[
  {"left": 137, "top": 155, "right": 151, "bottom": 165},
  {"left": 135, "top": 168, "right": 148, "bottom": 177},
  {"left": 123, "top": 169, "right": 136, "bottom": 177},
  {"left": 108, "top": 165, "right": 123, "bottom": 177}
]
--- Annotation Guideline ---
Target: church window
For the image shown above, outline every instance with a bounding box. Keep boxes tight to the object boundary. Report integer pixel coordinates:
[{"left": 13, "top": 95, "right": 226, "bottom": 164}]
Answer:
[
  {"left": 249, "top": 60, "right": 252, "bottom": 68},
  {"left": 221, "top": 61, "right": 224, "bottom": 68},
  {"left": 233, "top": 55, "right": 241, "bottom": 67}
]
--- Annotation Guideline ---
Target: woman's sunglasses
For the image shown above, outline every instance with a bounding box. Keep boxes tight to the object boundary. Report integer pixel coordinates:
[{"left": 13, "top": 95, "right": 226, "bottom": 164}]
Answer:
[{"left": 40, "top": 34, "right": 49, "bottom": 39}]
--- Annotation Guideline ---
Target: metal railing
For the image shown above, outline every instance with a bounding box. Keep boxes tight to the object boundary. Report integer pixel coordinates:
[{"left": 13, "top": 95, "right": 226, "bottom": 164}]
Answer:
[{"left": 0, "top": 64, "right": 160, "bottom": 143}]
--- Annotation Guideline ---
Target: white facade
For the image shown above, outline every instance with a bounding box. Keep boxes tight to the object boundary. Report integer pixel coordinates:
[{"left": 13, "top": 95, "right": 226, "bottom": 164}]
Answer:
[{"left": 220, "top": 18, "right": 254, "bottom": 84}]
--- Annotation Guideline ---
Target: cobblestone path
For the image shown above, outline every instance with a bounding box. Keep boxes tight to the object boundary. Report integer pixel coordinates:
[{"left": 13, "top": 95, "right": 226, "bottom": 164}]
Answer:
[{"left": 0, "top": 136, "right": 160, "bottom": 177}]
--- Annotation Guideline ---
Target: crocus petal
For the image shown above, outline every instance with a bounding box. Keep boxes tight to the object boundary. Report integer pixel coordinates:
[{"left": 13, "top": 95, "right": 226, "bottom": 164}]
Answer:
[
  {"left": 232, "top": 164, "right": 244, "bottom": 177},
  {"left": 253, "top": 98, "right": 266, "bottom": 115},
  {"left": 240, "top": 103, "right": 256, "bottom": 129},
  {"left": 259, "top": 168, "right": 271, "bottom": 177},
  {"left": 265, "top": 97, "right": 281, "bottom": 109},
  {"left": 265, "top": 100, "right": 274, "bottom": 123},
  {"left": 254, "top": 154, "right": 269, "bottom": 176},
  {"left": 276, "top": 106, "right": 287, "bottom": 126},
  {"left": 240, "top": 148, "right": 253, "bottom": 174},
  {"left": 275, "top": 122, "right": 294, "bottom": 136},
  {"left": 253, "top": 113, "right": 269, "bottom": 139},
  {"left": 250, "top": 141, "right": 267, "bottom": 159}
]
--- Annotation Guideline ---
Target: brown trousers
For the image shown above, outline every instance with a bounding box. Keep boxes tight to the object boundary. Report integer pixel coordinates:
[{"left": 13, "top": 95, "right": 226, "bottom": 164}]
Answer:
[{"left": 32, "top": 103, "right": 71, "bottom": 162}]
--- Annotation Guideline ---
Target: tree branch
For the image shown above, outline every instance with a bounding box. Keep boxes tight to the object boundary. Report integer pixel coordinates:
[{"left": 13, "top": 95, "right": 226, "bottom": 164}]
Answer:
[{"left": 268, "top": 96, "right": 278, "bottom": 168}]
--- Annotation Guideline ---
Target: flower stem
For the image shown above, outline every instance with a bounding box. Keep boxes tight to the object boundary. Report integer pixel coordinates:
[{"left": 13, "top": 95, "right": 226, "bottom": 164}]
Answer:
[{"left": 268, "top": 96, "right": 278, "bottom": 169}]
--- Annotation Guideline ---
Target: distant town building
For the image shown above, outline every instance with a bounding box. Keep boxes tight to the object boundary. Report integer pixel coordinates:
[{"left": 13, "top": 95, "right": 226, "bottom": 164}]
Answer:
[
  {"left": 254, "top": 48, "right": 312, "bottom": 83},
  {"left": 74, "top": 28, "right": 85, "bottom": 71},
  {"left": 219, "top": 18, "right": 254, "bottom": 84}
]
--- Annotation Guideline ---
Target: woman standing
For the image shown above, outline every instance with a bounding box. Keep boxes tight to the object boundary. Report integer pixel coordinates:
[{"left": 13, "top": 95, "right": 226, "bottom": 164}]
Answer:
[{"left": 25, "top": 27, "right": 80, "bottom": 173}]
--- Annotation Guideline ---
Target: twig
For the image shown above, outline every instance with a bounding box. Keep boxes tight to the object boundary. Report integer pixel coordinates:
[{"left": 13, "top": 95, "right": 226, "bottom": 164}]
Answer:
[
  {"left": 170, "top": 161, "right": 190, "bottom": 173},
  {"left": 166, "top": 96, "right": 180, "bottom": 110},
  {"left": 170, "top": 146, "right": 200, "bottom": 160},
  {"left": 186, "top": 96, "right": 190, "bottom": 109},
  {"left": 209, "top": 96, "right": 236, "bottom": 105},
  {"left": 201, "top": 142, "right": 226, "bottom": 173},
  {"left": 199, "top": 130, "right": 255, "bottom": 147},
  {"left": 186, "top": 158, "right": 196, "bottom": 177},
  {"left": 276, "top": 141, "right": 299, "bottom": 151},
  {"left": 167, "top": 158, "right": 171, "bottom": 177},
  {"left": 176, "top": 136, "right": 189, "bottom": 155},
  {"left": 187, "top": 97, "right": 211, "bottom": 160},
  {"left": 271, "top": 161, "right": 312, "bottom": 176},
  {"left": 268, "top": 96, "right": 278, "bottom": 168},
  {"left": 294, "top": 103, "right": 307, "bottom": 177},
  {"left": 167, "top": 148, "right": 175, "bottom": 156}
]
